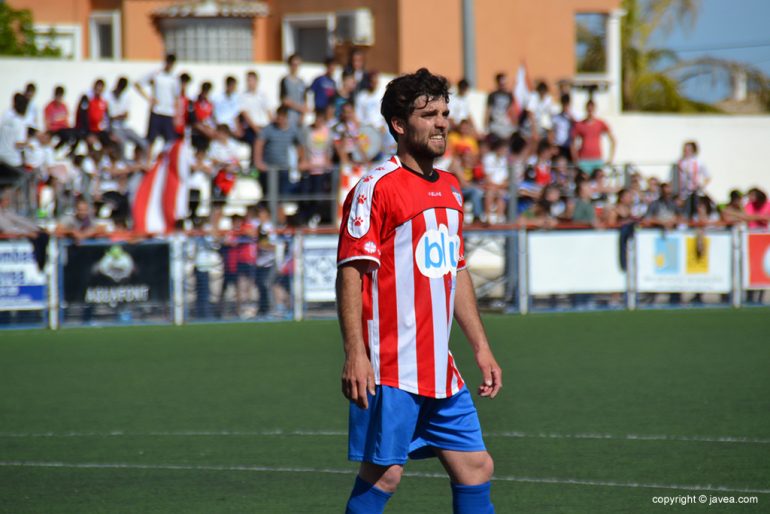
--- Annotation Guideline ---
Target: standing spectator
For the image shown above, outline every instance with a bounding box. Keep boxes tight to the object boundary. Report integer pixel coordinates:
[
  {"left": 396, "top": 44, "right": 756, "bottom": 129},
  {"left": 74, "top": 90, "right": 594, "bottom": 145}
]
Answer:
[
  {"left": 192, "top": 81, "right": 214, "bottom": 152},
  {"left": 213, "top": 76, "right": 241, "bottom": 136},
  {"left": 280, "top": 54, "right": 308, "bottom": 129},
  {"left": 302, "top": 108, "right": 333, "bottom": 226},
  {"left": 86, "top": 79, "right": 110, "bottom": 149},
  {"left": 255, "top": 105, "right": 305, "bottom": 199},
  {"left": 551, "top": 93, "right": 574, "bottom": 161},
  {"left": 173, "top": 72, "right": 194, "bottom": 137},
  {"left": 0, "top": 93, "right": 29, "bottom": 183},
  {"left": 355, "top": 71, "right": 384, "bottom": 130},
  {"left": 252, "top": 203, "right": 278, "bottom": 316},
  {"left": 449, "top": 78, "right": 473, "bottom": 130},
  {"left": 107, "top": 77, "right": 146, "bottom": 157},
  {"left": 343, "top": 47, "right": 370, "bottom": 91},
  {"left": 309, "top": 57, "right": 338, "bottom": 111},
  {"left": 482, "top": 137, "right": 510, "bottom": 223},
  {"left": 572, "top": 100, "right": 615, "bottom": 174},
  {"left": 23, "top": 82, "right": 41, "bottom": 131},
  {"left": 525, "top": 80, "right": 555, "bottom": 140},
  {"left": 332, "top": 102, "right": 363, "bottom": 167},
  {"left": 486, "top": 72, "right": 516, "bottom": 139},
  {"left": 674, "top": 141, "right": 710, "bottom": 218},
  {"left": 333, "top": 70, "right": 357, "bottom": 119},
  {"left": 135, "top": 53, "right": 179, "bottom": 148},
  {"left": 239, "top": 70, "right": 272, "bottom": 166},
  {"left": 56, "top": 197, "right": 97, "bottom": 240},
  {"left": 719, "top": 189, "right": 747, "bottom": 224}
]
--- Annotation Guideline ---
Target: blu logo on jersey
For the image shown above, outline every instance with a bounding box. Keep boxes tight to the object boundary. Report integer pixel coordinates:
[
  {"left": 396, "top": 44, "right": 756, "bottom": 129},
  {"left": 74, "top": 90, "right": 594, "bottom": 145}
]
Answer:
[{"left": 415, "top": 225, "right": 460, "bottom": 278}]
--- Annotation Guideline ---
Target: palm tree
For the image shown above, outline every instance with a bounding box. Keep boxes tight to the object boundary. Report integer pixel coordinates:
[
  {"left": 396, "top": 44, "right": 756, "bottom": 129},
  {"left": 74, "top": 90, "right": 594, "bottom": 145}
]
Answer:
[{"left": 621, "top": 0, "right": 770, "bottom": 113}]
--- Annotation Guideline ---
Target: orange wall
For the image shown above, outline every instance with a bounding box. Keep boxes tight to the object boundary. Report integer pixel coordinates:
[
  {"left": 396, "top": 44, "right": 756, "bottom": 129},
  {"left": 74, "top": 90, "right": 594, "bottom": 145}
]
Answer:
[
  {"left": 397, "top": 0, "right": 463, "bottom": 82},
  {"left": 265, "top": 0, "right": 400, "bottom": 71},
  {"left": 122, "top": 0, "right": 171, "bottom": 60},
  {"left": 474, "top": 0, "right": 620, "bottom": 91}
]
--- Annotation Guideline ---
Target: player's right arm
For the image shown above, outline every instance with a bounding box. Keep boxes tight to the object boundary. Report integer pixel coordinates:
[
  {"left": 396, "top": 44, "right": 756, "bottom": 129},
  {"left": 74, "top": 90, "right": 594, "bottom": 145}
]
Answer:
[{"left": 336, "top": 261, "right": 375, "bottom": 409}]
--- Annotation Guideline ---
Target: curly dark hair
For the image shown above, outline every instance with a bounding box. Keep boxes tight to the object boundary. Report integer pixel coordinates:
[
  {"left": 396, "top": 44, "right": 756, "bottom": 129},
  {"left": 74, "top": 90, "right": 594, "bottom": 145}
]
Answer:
[{"left": 380, "top": 68, "right": 449, "bottom": 141}]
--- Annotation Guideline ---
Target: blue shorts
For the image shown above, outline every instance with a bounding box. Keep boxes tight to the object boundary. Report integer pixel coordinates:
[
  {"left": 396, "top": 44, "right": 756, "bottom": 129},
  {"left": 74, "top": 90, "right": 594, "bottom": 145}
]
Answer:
[{"left": 348, "top": 385, "right": 486, "bottom": 466}]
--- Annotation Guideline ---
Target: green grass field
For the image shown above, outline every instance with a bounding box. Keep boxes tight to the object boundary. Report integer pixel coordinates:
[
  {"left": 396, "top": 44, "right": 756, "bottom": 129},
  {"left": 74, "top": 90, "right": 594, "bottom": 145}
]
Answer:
[{"left": 1, "top": 309, "right": 769, "bottom": 513}]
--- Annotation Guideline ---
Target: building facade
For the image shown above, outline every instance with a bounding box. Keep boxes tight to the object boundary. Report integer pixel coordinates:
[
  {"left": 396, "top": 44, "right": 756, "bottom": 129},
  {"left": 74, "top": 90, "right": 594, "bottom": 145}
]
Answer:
[{"left": 12, "top": 0, "right": 621, "bottom": 91}]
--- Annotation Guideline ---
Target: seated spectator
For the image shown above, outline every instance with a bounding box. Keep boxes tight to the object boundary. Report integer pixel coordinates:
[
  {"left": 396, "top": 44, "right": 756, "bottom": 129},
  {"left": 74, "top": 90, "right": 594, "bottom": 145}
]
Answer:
[
  {"left": 532, "top": 139, "right": 553, "bottom": 187},
  {"left": 645, "top": 182, "right": 681, "bottom": 229},
  {"left": 448, "top": 153, "right": 484, "bottom": 223},
  {"left": 447, "top": 118, "right": 479, "bottom": 160},
  {"left": 523, "top": 184, "right": 564, "bottom": 228},
  {"left": 189, "top": 147, "right": 214, "bottom": 220},
  {"left": 44, "top": 85, "right": 78, "bottom": 152},
  {"left": 569, "top": 180, "right": 597, "bottom": 226},
  {"left": 56, "top": 197, "right": 99, "bottom": 240},
  {"left": 482, "top": 136, "right": 509, "bottom": 224},
  {"left": 84, "top": 79, "right": 111, "bottom": 150},
  {"left": 719, "top": 189, "right": 748, "bottom": 224},
  {"left": 208, "top": 124, "right": 241, "bottom": 202},
  {"left": 603, "top": 188, "right": 636, "bottom": 226},
  {"left": 0, "top": 93, "right": 29, "bottom": 184},
  {"left": 551, "top": 154, "right": 573, "bottom": 197},
  {"left": 744, "top": 187, "right": 770, "bottom": 229},
  {"left": 174, "top": 72, "right": 194, "bottom": 138},
  {"left": 692, "top": 195, "right": 719, "bottom": 226}
]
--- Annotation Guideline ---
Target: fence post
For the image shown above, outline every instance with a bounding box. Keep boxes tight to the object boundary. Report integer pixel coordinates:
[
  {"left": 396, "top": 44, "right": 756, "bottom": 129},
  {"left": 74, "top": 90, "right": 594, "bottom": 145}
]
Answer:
[
  {"left": 732, "top": 225, "right": 743, "bottom": 308},
  {"left": 292, "top": 232, "right": 304, "bottom": 321},
  {"left": 268, "top": 167, "right": 279, "bottom": 227},
  {"left": 626, "top": 231, "right": 637, "bottom": 311},
  {"left": 517, "top": 228, "right": 528, "bottom": 315},
  {"left": 47, "top": 237, "right": 59, "bottom": 330},
  {"left": 171, "top": 235, "right": 185, "bottom": 326}
]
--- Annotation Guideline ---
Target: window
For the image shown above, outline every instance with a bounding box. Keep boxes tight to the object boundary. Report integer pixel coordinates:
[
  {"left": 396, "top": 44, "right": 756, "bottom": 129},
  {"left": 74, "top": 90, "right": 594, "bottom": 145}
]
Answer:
[
  {"left": 34, "top": 24, "right": 82, "bottom": 59},
  {"left": 89, "top": 11, "right": 121, "bottom": 59},
  {"left": 575, "top": 13, "right": 608, "bottom": 74},
  {"left": 159, "top": 18, "right": 253, "bottom": 63},
  {"left": 282, "top": 14, "right": 335, "bottom": 63}
]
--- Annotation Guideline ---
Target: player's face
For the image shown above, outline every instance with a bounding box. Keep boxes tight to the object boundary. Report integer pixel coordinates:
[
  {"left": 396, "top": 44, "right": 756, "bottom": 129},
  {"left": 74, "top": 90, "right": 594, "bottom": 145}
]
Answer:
[{"left": 403, "top": 95, "right": 449, "bottom": 159}]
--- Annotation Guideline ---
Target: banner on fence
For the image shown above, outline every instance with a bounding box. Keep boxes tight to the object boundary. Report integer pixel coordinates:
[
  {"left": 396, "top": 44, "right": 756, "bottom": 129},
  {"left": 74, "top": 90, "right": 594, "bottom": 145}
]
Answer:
[
  {"left": 744, "top": 232, "right": 770, "bottom": 289},
  {"left": 636, "top": 230, "right": 731, "bottom": 293},
  {"left": 528, "top": 231, "right": 626, "bottom": 294},
  {"left": 0, "top": 240, "right": 46, "bottom": 310},
  {"left": 302, "top": 235, "right": 338, "bottom": 302},
  {"left": 63, "top": 242, "right": 170, "bottom": 307}
]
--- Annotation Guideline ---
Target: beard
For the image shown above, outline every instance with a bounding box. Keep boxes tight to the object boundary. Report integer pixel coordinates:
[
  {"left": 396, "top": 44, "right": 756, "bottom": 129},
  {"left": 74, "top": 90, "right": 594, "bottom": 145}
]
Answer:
[{"left": 404, "top": 131, "right": 446, "bottom": 160}]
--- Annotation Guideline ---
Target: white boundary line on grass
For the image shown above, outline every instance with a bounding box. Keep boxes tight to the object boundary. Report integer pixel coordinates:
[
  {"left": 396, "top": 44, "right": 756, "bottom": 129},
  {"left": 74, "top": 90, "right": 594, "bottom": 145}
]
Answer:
[
  {"left": 1, "top": 429, "right": 769, "bottom": 445},
  {"left": 1, "top": 460, "right": 769, "bottom": 495}
]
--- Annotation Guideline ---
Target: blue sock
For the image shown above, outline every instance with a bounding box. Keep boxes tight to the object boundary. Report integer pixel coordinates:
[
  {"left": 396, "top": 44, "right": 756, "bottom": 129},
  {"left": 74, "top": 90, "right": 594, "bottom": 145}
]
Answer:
[
  {"left": 345, "top": 475, "right": 393, "bottom": 514},
  {"left": 451, "top": 481, "right": 495, "bottom": 514}
]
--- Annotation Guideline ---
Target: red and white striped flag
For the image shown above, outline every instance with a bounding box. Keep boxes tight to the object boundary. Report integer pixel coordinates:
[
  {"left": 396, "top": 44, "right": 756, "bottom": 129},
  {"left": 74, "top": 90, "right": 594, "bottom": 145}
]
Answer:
[{"left": 132, "top": 140, "right": 191, "bottom": 234}]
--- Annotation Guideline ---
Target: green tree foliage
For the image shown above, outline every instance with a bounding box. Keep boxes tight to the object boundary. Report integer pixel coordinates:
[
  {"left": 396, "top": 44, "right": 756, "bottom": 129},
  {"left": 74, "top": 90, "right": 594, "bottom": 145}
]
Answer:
[{"left": 0, "top": 3, "right": 61, "bottom": 57}]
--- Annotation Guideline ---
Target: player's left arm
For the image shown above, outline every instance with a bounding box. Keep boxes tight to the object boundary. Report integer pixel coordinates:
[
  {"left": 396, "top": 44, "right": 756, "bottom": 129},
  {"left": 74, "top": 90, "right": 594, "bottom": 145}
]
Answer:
[{"left": 454, "top": 268, "right": 502, "bottom": 398}]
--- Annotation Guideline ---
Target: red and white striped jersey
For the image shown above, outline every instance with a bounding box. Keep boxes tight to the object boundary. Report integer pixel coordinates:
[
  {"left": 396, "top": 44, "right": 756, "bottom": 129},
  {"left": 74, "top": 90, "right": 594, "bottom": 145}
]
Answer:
[{"left": 337, "top": 156, "right": 467, "bottom": 399}]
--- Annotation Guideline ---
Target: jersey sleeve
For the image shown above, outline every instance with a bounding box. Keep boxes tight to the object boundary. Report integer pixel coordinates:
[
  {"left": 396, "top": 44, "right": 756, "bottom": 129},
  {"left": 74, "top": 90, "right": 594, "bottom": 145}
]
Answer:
[{"left": 337, "top": 176, "right": 387, "bottom": 270}]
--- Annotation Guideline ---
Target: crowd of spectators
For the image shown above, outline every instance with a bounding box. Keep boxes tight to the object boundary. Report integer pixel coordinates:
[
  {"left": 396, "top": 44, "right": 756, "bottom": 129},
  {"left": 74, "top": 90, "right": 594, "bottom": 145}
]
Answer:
[{"left": 1, "top": 52, "right": 769, "bottom": 237}]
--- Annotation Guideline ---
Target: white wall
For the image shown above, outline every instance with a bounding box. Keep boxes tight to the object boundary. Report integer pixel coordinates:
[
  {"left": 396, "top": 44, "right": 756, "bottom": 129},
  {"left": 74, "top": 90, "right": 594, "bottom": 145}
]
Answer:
[{"left": 1, "top": 57, "right": 768, "bottom": 201}]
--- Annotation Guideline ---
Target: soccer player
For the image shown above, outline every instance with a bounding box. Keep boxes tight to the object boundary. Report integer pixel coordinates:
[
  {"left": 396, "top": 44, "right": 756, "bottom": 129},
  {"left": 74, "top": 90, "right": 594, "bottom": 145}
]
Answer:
[{"left": 336, "top": 68, "right": 502, "bottom": 514}]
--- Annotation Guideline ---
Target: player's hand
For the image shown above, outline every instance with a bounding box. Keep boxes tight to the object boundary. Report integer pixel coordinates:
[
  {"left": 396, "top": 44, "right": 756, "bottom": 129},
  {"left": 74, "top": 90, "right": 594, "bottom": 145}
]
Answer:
[
  {"left": 475, "top": 348, "right": 502, "bottom": 399},
  {"left": 341, "top": 351, "right": 375, "bottom": 409}
]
